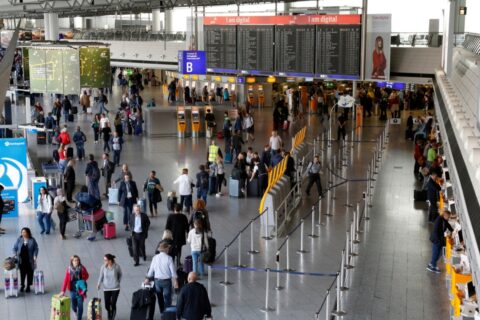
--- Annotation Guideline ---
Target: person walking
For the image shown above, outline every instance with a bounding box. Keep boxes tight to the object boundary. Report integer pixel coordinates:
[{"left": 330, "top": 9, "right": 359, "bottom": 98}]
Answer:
[
  {"left": 173, "top": 168, "right": 194, "bottom": 213},
  {"left": 62, "top": 96, "right": 72, "bottom": 121},
  {"left": 427, "top": 210, "right": 454, "bottom": 273},
  {"left": 177, "top": 272, "right": 212, "bottom": 320},
  {"left": 72, "top": 126, "right": 87, "bottom": 160},
  {"left": 269, "top": 130, "right": 282, "bottom": 155},
  {"left": 101, "top": 153, "right": 115, "bottom": 198},
  {"left": 426, "top": 171, "right": 442, "bottom": 223},
  {"left": 114, "top": 163, "right": 132, "bottom": 185},
  {"left": 58, "top": 144, "right": 67, "bottom": 172},
  {"left": 109, "top": 132, "right": 124, "bottom": 166},
  {"left": 145, "top": 242, "right": 178, "bottom": 311},
  {"left": 12, "top": 227, "right": 38, "bottom": 293},
  {"left": 206, "top": 140, "right": 221, "bottom": 167},
  {"left": 243, "top": 111, "right": 255, "bottom": 143},
  {"left": 165, "top": 203, "right": 189, "bottom": 267},
  {"left": 187, "top": 220, "right": 208, "bottom": 278},
  {"left": 102, "top": 123, "right": 112, "bottom": 152},
  {"left": 118, "top": 174, "right": 139, "bottom": 231},
  {"left": 53, "top": 98, "right": 62, "bottom": 126},
  {"left": 60, "top": 255, "right": 89, "bottom": 320},
  {"left": 36, "top": 187, "right": 53, "bottom": 235},
  {"left": 64, "top": 159, "right": 76, "bottom": 202},
  {"left": 337, "top": 114, "right": 346, "bottom": 140},
  {"left": 80, "top": 90, "right": 90, "bottom": 113},
  {"left": 144, "top": 170, "right": 162, "bottom": 217},
  {"left": 196, "top": 165, "right": 209, "bottom": 205},
  {"left": 91, "top": 114, "right": 101, "bottom": 144},
  {"left": 129, "top": 204, "right": 150, "bottom": 266},
  {"left": 85, "top": 154, "right": 101, "bottom": 200},
  {"left": 97, "top": 254, "right": 122, "bottom": 320},
  {"left": 98, "top": 91, "right": 110, "bottom": 114},
  {"left": 53, "top": 189, "right": 69, "bottom": 240},
  {"left": 231, "top": 130, "right": 244, "bottom": 160},
  {"left": 215, "top": 155, "right": 225, "bottom": 196},
  {"left": 305, "top": 155, "right": 323, "bottom": 197},
  {"left": 113, "top": 114, "right": 123, "bottom": 138}
]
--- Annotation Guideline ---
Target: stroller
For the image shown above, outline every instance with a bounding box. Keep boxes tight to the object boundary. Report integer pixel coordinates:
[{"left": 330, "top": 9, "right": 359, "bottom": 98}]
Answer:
[{"left": 73, "top": 192, "right": 106, "bottom": 241}]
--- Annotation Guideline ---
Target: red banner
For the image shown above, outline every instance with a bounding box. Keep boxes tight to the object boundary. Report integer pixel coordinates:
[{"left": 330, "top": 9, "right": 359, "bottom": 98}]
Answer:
[{"left": 204, "top": 14, "right": 361, "bottom": 26}]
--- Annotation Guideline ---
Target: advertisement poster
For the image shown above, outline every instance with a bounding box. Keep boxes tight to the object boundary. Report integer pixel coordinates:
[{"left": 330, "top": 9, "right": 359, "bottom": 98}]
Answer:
[
  {"left": 62, "top": 49, "right": 81, "bottom": 95},
  {"left": 45, "top": 49, "right": 64, "bottom": 93},
  {"left": 28, "top": 48, "right": 47, "bottom": 92},
  {"left": 0, "top": 30, "right": 13, "bottom": 49},
  {"left": 365, "top": 14, "right": 391, "bottom": 81},
  {"left": 0, "top": 138, "right": 28, "bottom": 218},
  {"left": 79, "top": 47, "right": 111, "bottom": 88}
]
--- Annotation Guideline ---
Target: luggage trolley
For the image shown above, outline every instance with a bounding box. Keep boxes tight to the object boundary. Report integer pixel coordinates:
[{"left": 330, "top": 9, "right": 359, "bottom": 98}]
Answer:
[
  {"left": 41, "top": 162, "right": 63, "bottom": 197},
  {"left": 72, "top": 192, "right": 106, "bottom": 240}
]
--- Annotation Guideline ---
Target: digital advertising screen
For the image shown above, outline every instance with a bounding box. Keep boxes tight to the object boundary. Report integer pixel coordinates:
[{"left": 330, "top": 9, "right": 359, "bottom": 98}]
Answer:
[
  {"left": 28, "top": 48, "right": 47, "bottom": 92},
  {"left": 45, "top": 49, "right": 64, "bottom": 93},
  {"left": 62, "top": 49, "right": 81, "bottom": 95},
  {"left": 79, "top": 47, "right": 111, "bottom": 88}
]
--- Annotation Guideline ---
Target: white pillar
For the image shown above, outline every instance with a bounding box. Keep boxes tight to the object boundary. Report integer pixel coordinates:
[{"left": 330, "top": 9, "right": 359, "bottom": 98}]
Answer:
[
  {"left": 152, "top": 9, "right": 161, "bottom": 32},
  {"left": 164, "top": 9, "right": 173, "bottom": 33},
  {"left": 43, "top": 13, "right": 50, "bottom": 39},
  {"left": 44, "top": 12, "right": 59, "bottom": 41},
  {"left": 442, "top": 0, "right": 455, "bottom": 76},
  {"left": 74, "top": 16, "right": 84, "bottom": 29}
]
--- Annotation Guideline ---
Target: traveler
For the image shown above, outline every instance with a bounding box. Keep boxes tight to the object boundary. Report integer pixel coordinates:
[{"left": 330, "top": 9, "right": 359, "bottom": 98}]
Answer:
[
  {"left": 102, "top": 123, "right": 112, "bottom": 152},
  {"left": 196, "top": 165, "right": 210, "bottom": 204},
  {"left": 250, "top": 158, "right": 268, "bottom": 195},
  {"left": 165, "top": 203, "right": 189, "bottom": 267},
  {"left": 187, "top": 220, "right": 209, "bottom": 278},
  {"left": 231, "top": 130, "right": 244, "bottom": 160},
  {"left": 80, "top": 90, "right": 90, "bottom": 113},
  {"left": 427, "top": 210, "right": 453, "bottom": 273},
  {"left": 114, "top": 163, "right": 132, "bottom": 185},
  {"left": 72, "top": 126, "right": 87, "bottom": 160},
  {"left": 99, "top": 92, "right": 110, "bottom": 114},
  {"left": 100, "top": 113, "right": 110, "bottom": 137},
  {"left": 97, "top": 254, "right": 122, "bottom": 320},
  {"left": 58, "top": 144, "right": 67, "bottom": 172},
  {"left": 173, "top": 168, "right": 194, "bottom": 212},
  {"left": 190, "top": 199, "right": 211, "bottom": 232},
  {"left": 129, "top": 204, "right": 150, "bottom": 266},
  {"left": 12, "top": 227, "right": 38, "bottom": 293},
  {"left": 337, "top": 114, "right": 346, "bottom": 140},
  {"left": 110, "top": 130, "right": 124, "bottom": 164},
  {"left": 53, "top": 98, "right": 62, "bottom": 126},
  {"left": 0, "top": 184, "right": 4, "bottom": 234},
  {"left": 102, "top": 153, "right": 115, "bottom": 197},
  {"left": 58, "top": 126, "right": 71, "bottom": 146},
  {"left": 426, "top": 171, "right": 441, "bottom": 223},
  {"left": 157, "top": 230, "right": 175, "bottom": 258},
  {"left": 223, "top": 87, "right": 230, "bottom": 102},
  {"left": 113, "top": 114, "right": 123, "bottom": 138},
  {"left": 53, "top": 189, "right": 69, "bottom": 240},
  {"left": 64, "top": 160, "right": 76, "bottom": 202},
  {"left": 282, "top": 150, "right": 296, "bottom": 186},
  {"left": 119, "top": 174, "right": 139, "bottom": 231},
  {"left": 85, "top": 154, "right": 101, "bottom": 200},
  {"left": 36, "top": 187, "right": 53, "bottom": 235},
  {"left": 60, "top": 255, "right": 90, "bottom": 320},
  {"left": 243, "top": 112, "right": 255, "bottom": 143},
  {"left": 91, "top": 114, "right": 101, "bottom": 144},
  {"left": 215, "top": 155, "right": 225, "bottom": 196},
  {"left": 260, "top": 144, "right": 272, "bottom": 168},
  {"left": 143, "top": 170, "right": 162, "bottom": 217},
  {"left": 205, "top": 109, "right": 216, "bottom": 138},
  {"left": 177, "top": 272, "right": 212, "bottom": 320},
  {"left": 207, "top": 140, "right": 221, "bottom": 166},
  {"left": 222, "top": 111, "right": 232, "bottom": 151},
  {"left": 427, "top": 142, "right": 438, "bottom": 167},
  {"left": 269, "top": 130, "right": 282, "bottom": 155},
  {"left": 145, "top": 242, "right": 179, "bottom": 310},
  {"left": 62, "top": 96, "right": 72, "bottom": 121},
  {"left": 305, "top": 155, "right": 323, "bottom": 197}
]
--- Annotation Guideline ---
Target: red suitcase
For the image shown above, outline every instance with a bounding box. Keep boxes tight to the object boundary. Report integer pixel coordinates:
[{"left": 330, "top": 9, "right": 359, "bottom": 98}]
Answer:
[{"left": 103, "top": 222, "right": 116, "bottom": 239}]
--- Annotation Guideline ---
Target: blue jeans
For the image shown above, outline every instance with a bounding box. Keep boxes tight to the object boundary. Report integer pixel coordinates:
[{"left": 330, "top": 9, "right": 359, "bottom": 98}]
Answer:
[
  {"left": 70, "top": 291, "right": 84, "bottom": 320},
  {"left": 113, "top": 150, "right": 121, "bottom": 166},
  {"left": 154, "top": 278, "right": 172, "bottom": 310},
  {"left": 180, "top": 195, "right": 192, "bottom": 212},
  {"left": 76, "top": 145, "right": 85, "bottom": 159},
  {"left": 37, "top": 212, "right": 51, "bottom": 234},
  {"left": 123, "top": 199, "right": 134, "bottom": 225},
  {"left": 99, "top": 102, "right": 109, "bottom": 114},
  {"left": 192, "top": 251, "right": 204, "bottom": 276},
  {"left": 197, "top": 189, "right": 208, "bottom": 205},
  {"left": 430, "top": 242, "right": 443, "bottom": 268}
]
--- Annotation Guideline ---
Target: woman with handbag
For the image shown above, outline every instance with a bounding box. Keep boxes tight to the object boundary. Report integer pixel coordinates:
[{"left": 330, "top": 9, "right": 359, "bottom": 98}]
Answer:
[
  {"left": 187, "top": 220, "right": 208, "bottom": 278},
  {"left": 54, "top": 188, "right": 70, "bottom": 240},
  {"left": 60, "top": 255, "right": 89, "bottom": 320},
  {"left": 36, "top": 187, "right": 53, "bottom": 235},
  {"left": 12, "top": 227, "right": 39, "bottom": 293},
  {"left": 144, "top": 170, "right": 162, "bottom": 217}
]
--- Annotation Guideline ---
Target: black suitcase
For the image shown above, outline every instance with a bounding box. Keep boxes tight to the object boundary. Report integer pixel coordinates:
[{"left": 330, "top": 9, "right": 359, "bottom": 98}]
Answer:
[
  {"left": 126, "top": 237, "right": 134, "bottom": 257},
  {"left": 167, "top": 196, "right": 177, "bottom": 211},
  {"left": 208, "top": 176, "right": 217, "bottom": 195},
  {"left": 247, "top": 178, "right": 260, "bottom": 197},
  {"left": 205, "top": 236, "right": 217, "bottom": 264},
  {"left": 130, "top": 287, "right": 157, "bottom": 320},
  {"left": 68, "top": 114, "right": 74, "bottom": 122},
  {"left": 71, "top": 106, "right": 78, "bottom": 114},
  {"left": 161, "top": 306, "right": 177, "bottom": 320},
  {"left": 66, "top": 147, "right": 74, "bottom": 158},
  {"left": 414, "top": 190, "right": 427, "bottom": 201},
  {"left": 37, "top": 132, "right": 47, "bottom": 145}
]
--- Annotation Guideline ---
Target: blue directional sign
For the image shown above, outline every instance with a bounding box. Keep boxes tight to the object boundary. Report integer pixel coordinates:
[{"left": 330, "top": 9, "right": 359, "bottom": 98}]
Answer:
[{"left": 178, "top": 50, "right": 207, "bottom": 75}]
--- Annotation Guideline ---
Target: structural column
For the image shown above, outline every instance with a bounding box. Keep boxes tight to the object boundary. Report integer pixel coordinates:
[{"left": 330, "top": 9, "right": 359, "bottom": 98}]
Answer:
[
  {"left": 164, "top": 9, "right": 173, "bottom": 32},
  {"left": 442, "top": 0, "right": 455, "bottom": 76},
  {"left": 152, "top": 9, "right": 162, "bottom": 32},
  {"left": 44, "top": 12, "right": 59, "bottom": 41}
]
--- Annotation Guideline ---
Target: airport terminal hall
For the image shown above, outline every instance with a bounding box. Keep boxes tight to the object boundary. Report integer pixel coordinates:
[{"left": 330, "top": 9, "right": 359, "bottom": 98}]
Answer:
[{"left": 1, "top": 0, "right": 480, "bottom": 319}]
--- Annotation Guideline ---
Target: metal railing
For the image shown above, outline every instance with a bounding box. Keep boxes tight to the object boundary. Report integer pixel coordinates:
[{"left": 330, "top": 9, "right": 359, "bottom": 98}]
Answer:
[
  {"left": 71, "top": 29, "right": 187, "bottom": 42},
  {"left": 460, "top": 33, "right": 480, "bottom": 55},
  {"left": 390, "top": 32, "right": 443, "bottom": 48}
]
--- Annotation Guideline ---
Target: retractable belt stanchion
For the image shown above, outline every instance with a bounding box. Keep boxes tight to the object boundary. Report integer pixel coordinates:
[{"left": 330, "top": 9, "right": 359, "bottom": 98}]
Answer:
[
  {"left": 262, "top": 210, "right": 273, "bottom": 240},
  {"left": 220, "top": 246, "right": 233, "bottom": 285},
  {"left": 235, "top": 232, "right": 246, "bottom": 268},
  {"left": 248, "top": 219, "right": 259, "bottom": 254},
  {"left": 325, "top": 289, "right": 331, "bottom": 320},
  {"left": 340, "top": 249, "right": 349, "bottom": 291},
  {"left": 284, "top": 236, "right": 295, "bottom": 272},
  {"left": 309, "top": 206, "right": 319, "bottom": 238},
  {"left": 275, "top": 253, "right": 283, "bottom": 291},
  {"left": 345, "top": 232, "right": 353, "bottom": 269},
  {"left": 297, "top": 219, "right": 308, "bottom": 254},
  {"left": 364, "top": 192, "right": 370, "bottom": 220},
  {"left": 260, "top": 268, "right": 275, "bottom": 312},
  {"left": 331, "top": 272, "right": 346, "bottom": 317},
  {"left": 316, "top": 197, "right": 325, "bottom": 226},
  {"left": 352, "top": 211, "right": 360, "bottom": 244},
  {"left": 356, "top": 202, "right": 363, "bottom": 234},
  {"left": 325, "top": 188, "right": 333, "bottom": 217},
  {"left": 349, "top": 223, "right": 358, "bottom": 257}
]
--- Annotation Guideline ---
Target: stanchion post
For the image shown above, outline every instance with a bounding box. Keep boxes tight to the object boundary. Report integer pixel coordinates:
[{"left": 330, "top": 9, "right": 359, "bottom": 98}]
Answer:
[
  {"left": 325, "top": 189, "right": 333, "bottom": 217},
  {"left": 284, "top": 236, "right": 295, "bottom": 272},
  {"left": 235, "top": 232, "right": 246, "bottom": 268},
  {"left": 275, "top": 253, "right": 283, "bottom": 291},
  {"left": 309, "top": 206, "right": 319, "bottom": 238},
  {"left": 325, "top": 289, "right": 330, "bottom": 320},
  {"left": 248, "top": 220, "right": 259, "bottom": 254},
  {"left": 350, "top": 223, "right": 358, "bottom": 257},
  {"left": 260, "top": 268, "right": 275, "bottom": 312},
  {"left": 340, "top": 249, "right": 348, "bottom": 291},
  {"left": 316, "top": 197, "right": 325, "bottom": 226},
  {"left": 364, "top": 192, "right": 370, "bottom": 220},
  {"left": 345, "top": 232, "right": 354, "bottom": 269},
  {"left": 352, "top": 211, "right": 360, "bottom": 244},
  {"left": 262, "top": 211, "right": 273, "bottom": 240},
  {"left": 356, "top": 202, "right": 363, "bottom": 234},
  {"left": 219, "top": 246, "right": 233, "bottom": 285},
  {"left": 331, "top": 273, "right": 347, "bottom": 317},
  {"left": 297, "top": 219, "right": 308, "bottom": 254}
]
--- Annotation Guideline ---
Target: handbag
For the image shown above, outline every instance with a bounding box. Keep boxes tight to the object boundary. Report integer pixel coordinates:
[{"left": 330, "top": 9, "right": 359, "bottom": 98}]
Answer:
[{"left": 200, "top": 232, "right": 211, "bottom": 264}]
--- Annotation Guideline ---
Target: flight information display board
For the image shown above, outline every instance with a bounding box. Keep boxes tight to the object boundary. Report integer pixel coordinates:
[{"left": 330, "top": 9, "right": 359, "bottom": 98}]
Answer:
[
  {"left": 204, "top": 25, "right": 237, "bottom": 73},
  {"left": 237, "top": 25, "right": 274, "bottom": 74},
  {"left": 315, "top": 25, "right": 361, "bottom": 79},
  {"left": 275, "top": 25, "right": 315, "bottom": 76}
]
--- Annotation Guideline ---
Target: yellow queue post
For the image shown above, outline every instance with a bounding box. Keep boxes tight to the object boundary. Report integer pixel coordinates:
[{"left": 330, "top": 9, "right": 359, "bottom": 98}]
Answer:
[
  {"left": 176, "top": 106, "right": 187, "bottom": 138},
  {"left": 191, "top": 106, "right": 201, "bottom": 138}
]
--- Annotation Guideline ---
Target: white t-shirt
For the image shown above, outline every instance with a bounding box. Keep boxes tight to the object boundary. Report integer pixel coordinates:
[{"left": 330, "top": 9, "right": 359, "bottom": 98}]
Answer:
[
  {"left": 173, "top": 174, "right": 194, "bottom": 196},
  {"left": 269, "top": 136, "right": 282, "bottom": 150},
  {"left": 187, "top": 229, "right": 207, "bottom": 252},
  {"left": 100, "top": 117, "right": 110, "bottom": 129}
]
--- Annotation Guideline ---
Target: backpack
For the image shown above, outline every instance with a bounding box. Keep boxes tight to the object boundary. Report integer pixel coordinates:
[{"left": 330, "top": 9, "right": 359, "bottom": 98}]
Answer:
[
  {"left": 200, "top": 174, "right": 209, "bottom": 190},
  {"left": 193, "top": 210, "right": 206, "bottom": 225},
  {"left": 90, "top": 165, "right": 100, "bottom": 181}
]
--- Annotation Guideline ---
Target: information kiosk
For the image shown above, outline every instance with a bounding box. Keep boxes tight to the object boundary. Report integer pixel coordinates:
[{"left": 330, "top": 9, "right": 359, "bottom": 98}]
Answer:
[
  {"left": 191, "top": 107, "right": 201, "bottom": 138},
  {"left": 177, "top": 106, "right": 187, "bottom": 138}
]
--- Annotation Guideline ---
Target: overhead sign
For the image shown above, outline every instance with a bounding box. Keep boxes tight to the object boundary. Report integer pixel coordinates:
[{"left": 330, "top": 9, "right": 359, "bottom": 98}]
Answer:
[
  {"left": 178, "top": 50, "right": 206, "bottom": 75},
  {"left": 0, "top": 138, "right": 28, "bottom": 218},
  {"left": 204, "top": 15, "right": 361, "bottom": 25}
]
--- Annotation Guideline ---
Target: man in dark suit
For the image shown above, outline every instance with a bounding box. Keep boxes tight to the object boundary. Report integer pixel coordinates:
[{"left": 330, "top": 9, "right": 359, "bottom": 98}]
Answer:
[
  {"left": 101, "top": 153, "right": 115, "bottom": 197},
  {"left": 177, "top": 272, "right": 212, "bottom": 320},
  {"left": 165, "top": 204, "right": 189, "bottom": 267},
  {"left": 118, "top": 174, "right": 139, "bottom": 231},
  {"left": 129, "top": 204, "right": 150, "bottom": 266}
]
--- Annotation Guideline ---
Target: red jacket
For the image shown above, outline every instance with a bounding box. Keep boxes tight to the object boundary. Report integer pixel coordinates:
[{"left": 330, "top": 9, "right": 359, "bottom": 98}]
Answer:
[
  {"left": 59, "top": 132, "right": 71, "bottom": 145},
  {"left": 61, "top": 266, "right": 89, "bottom": 292}
]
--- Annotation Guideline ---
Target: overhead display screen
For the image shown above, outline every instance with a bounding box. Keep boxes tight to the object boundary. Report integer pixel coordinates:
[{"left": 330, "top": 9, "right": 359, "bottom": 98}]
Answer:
[
  {"left": 275, "top": 25, "right": 315, "bottom": 76},
  {"left": 79, "top": 47, "right": 111, "bottom": 88},
  {"left": 45, "top": 49, "right": 64, "bottom": 93},
  {"left": 29, "top": 48, "right": 47, "bottom": 92},
  {"left": 62, "top": 50, "right": 81, "bottom": 95},
  {"left": 204, "top": 25, "right": 237, "bottom": 73},
  {"left": 315, "top": 25, "right": 361, "bottom": 79},
  {"left": 237, "top": 25, "right": 274, "bottom": 74}
]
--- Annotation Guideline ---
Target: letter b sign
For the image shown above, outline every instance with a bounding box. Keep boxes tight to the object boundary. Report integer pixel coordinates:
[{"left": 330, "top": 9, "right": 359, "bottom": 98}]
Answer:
[{"left": 186, "top": 62, "right": 193, "bottom": 73}]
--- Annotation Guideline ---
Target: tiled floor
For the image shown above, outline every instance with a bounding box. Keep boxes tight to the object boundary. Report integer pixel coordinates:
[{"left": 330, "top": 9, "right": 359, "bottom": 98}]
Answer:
[{"left": 0, "top": 85, "right": 450, "bottom": 319}]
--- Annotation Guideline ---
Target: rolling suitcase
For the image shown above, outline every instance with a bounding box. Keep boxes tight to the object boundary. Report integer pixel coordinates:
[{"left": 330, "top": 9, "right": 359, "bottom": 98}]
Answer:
[
  {"left": 176, "top": 268, "right": 188, "bottom": 291},
  {"left": 34, "top": 270, "right": 45, "bottom": 294},
  {"left": 247, "top": 178, "right": 260, "bottom": 197},
  {"left": 71, "top": 106, "right": 78, "bottom": 115},
  {"left": 66, "top": 147, "right": 74, "bottom": 159},
  {"left": 126, "top": 237, "right": 134, "bottom": 257},
  {"left": 224, "top": 151, "right": 233, "bottom": 164},
  {"left": 51, "top": 294, "right": 71, "bottom": 320},
  {"left": 87, "top": 296, "right": 102, "bottom": 320},
  {"left": 162, "top": 306, "right": 177, "bottom": 320},
  {"left": 229, "top": 178, "right": 242, "bottom": 198},
  {"left": 37, "top": 132, "right": 47, "bottom": 145},
  {"left": 4, "top": 268, "right": 19, "bottom": 298},
  {"left": 184, "top": 256, "right": 193, "bottom": 273},
  {"left": 108, "top": 188, "right": 119, "bottom": 205},
  {"left": 137, "top": 198, "right": 146, "bottom": 213},
  {"left": 208, "top": 176, "right": 217, "bottom": 195},
  {"left": 68, "top": 114, "right": 74, "bottom": 122},
  {"left": 130, "top": 285, "right": 156, "bottom": 320},
  {"left": 103, "top": 222, "right": 116, "bottom": 239},
  {"left": 414, "top": 190, "right": 427, "bottom": 201}
]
